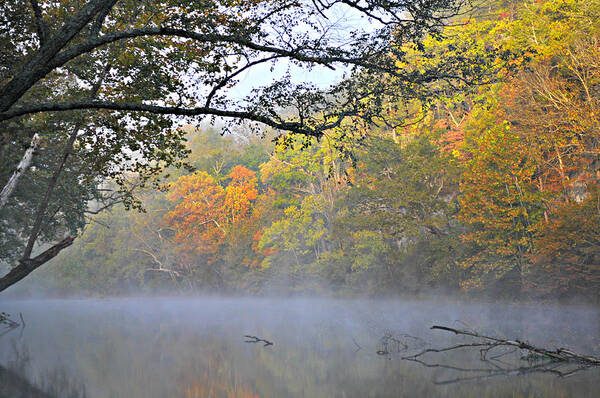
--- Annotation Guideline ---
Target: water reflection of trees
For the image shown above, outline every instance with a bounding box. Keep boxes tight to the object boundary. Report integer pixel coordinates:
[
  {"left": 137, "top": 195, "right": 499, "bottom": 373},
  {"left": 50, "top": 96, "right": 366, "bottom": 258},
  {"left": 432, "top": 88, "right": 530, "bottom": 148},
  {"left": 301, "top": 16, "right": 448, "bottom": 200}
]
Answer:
[
  {"left": 0, "top": 338, "right": 87, "bottom": 398},
  {"left": 2, "top": 302, "right": 599, "bottom": 398}
]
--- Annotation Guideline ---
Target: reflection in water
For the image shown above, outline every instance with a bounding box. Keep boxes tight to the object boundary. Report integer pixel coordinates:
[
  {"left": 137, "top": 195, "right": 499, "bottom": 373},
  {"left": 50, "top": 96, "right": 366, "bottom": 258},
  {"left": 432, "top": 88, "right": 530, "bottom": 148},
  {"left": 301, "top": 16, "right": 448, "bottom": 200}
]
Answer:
[{"left": 0, "top": 298, "right": 599, "bottom": 397}]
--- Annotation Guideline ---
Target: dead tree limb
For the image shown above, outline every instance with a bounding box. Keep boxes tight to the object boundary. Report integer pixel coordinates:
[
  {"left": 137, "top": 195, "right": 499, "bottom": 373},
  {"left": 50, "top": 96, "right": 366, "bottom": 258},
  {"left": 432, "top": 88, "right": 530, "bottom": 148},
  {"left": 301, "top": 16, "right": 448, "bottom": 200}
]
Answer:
[
  {"left": 0, "top": 312, "right": 22, "bottom": 337},
  {"left": 430, "top": 325, "right": 600, "bottom": 365},
  {"left": 403, "top": 342, "right": 499, "bottom": 360},
  {"left": 244, "top": 335, "right": 274, "bottom": 347}
]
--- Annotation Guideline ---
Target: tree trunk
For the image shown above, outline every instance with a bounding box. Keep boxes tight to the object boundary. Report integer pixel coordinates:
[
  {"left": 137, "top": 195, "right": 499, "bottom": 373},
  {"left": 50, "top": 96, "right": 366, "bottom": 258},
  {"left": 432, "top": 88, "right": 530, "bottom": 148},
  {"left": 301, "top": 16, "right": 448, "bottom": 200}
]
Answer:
[
  {"left": 22, "top": 128, "right": 78, "bottom": 259},
  {"left": 0, "top": 133, "right": 40, "bottom": 210},
  {"left": 0, "top": 236, "right": 74, "bottom": 292}
]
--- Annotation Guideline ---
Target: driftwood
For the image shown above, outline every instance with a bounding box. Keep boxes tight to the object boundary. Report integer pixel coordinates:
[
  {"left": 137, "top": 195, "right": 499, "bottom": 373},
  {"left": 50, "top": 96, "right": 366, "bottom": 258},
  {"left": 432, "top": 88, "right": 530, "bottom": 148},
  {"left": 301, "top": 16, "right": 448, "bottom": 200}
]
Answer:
[
  {"left": 420, "top": 325, "right": 600, "bottom": 365},
  {"left": 368, "top": 324, "right": 600, "bottom": 384},
  {"left": 244, "top": 335, "right": 274, "bottom": 347},
  {"left": 0, "top": 312, "right": 23, "bottom": 338}
]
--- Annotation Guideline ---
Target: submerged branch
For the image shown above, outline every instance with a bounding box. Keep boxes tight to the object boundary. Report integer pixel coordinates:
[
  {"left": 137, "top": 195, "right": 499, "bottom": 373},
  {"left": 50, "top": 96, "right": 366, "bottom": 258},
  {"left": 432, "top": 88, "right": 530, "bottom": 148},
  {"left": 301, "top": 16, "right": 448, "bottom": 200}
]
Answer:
[
  {"left": 0, "top": 312, "right": 25, "bottom": 338},
  {"left": 372, "top": 323, "right": 600, "bottom": 384},
  {"left": 429, "top": 325, "right": 600, "bottom": 365},
  {"left": 244, "top": 335, "right": 274, "bottom": 347}
]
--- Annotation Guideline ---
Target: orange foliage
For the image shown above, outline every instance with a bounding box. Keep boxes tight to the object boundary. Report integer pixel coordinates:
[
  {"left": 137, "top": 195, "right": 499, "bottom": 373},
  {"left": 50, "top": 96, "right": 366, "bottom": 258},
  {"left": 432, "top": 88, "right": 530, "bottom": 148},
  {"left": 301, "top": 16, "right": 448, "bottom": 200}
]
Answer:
[
  {"left": 164, "top": 166, "right": 259, "bottom": 263},
  {"left": 165, "top": 171, "right": 226, "bottom": 259},
  {"left": 224, "top": 166, "right": 259, "bottom": 223},
  {"left": 528, "top": 186, "right": 600, "bottom": 297}
]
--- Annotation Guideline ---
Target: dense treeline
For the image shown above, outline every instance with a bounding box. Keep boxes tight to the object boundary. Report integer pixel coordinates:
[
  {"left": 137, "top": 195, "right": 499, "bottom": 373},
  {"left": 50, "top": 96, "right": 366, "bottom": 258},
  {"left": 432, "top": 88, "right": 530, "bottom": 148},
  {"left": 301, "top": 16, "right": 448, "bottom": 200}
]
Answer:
[{"left": 43, "top": 0, "right": 600, "bottom": 300}]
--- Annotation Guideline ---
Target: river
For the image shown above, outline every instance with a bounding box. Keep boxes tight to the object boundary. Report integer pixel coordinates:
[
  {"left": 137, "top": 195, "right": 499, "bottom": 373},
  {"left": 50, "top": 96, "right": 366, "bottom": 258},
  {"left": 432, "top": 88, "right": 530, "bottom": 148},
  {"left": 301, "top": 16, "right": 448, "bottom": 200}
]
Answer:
[{"left": 0, "top": 297, "right": 598, "bottom": 397}]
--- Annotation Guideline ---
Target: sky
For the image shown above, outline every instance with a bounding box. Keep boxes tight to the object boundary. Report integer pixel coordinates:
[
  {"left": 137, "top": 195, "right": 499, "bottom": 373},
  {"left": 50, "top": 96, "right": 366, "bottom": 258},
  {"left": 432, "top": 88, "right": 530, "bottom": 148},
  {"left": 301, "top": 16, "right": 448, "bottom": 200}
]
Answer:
[{"left": 225, "top": 3, "right": 381, "bottom": 100}]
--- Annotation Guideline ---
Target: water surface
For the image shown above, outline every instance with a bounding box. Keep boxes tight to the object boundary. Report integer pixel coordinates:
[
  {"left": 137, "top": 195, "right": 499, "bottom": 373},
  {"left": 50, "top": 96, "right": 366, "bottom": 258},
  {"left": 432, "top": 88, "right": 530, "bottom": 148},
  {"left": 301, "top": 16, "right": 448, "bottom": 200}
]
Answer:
[{"left": 0, "top": 298, "right": 598, "bottom": 397}]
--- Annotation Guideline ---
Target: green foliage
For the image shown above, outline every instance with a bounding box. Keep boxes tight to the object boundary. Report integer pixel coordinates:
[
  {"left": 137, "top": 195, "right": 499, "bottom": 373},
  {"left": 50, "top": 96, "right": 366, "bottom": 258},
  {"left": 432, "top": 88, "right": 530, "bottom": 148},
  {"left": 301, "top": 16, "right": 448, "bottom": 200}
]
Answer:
[
  {"left": 0, "top": 116, "right": 101, "bottom": 263},
  {"left": 52, "top": 205, "right": 148, "bottom": 294},
  {"left": 39, "top": 0, "right": 600, "bottom": 300}
]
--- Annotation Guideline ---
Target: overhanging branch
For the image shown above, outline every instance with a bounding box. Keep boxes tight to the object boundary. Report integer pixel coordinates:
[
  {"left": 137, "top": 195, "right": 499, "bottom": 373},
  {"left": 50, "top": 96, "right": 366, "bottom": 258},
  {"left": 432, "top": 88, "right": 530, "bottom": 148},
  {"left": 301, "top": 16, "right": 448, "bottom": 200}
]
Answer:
[{"left": 0, "top": 100, "right": 319, "bottom": 136}]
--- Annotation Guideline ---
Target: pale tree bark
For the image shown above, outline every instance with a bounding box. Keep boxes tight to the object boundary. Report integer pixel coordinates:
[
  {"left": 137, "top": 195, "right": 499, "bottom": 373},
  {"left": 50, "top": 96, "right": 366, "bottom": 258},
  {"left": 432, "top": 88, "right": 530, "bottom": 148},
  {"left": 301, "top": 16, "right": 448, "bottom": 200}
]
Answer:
[
  {"left": 0, "top": 125, "right": 79, "bottom": 293},
  {"left": 0, "top": 64, "right": 109, "bottom": 292},
  {"left": 22, "top": 127, "right": 78, "bottom": 260},
  {"left": 0, "top": 133, "right": 40, "bottom": 210}
]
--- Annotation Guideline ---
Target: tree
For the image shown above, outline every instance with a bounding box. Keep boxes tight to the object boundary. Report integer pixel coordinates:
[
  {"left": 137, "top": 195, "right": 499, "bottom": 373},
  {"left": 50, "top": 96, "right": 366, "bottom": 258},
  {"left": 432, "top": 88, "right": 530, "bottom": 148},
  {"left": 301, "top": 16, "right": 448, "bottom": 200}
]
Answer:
[
  {"left": 530, "top": 186, "right": 600, "bottom": 298},
  {"left": 458, "top": 112, "right": 545, "bottom": 289},
  {"left": 224, "top": 165, "right": 259, "bottom": 223},
  {"left": 449, "top": 0, "right": 600, "bottom": 293},
  {"left": 163, "top": 165, "right": 260, "bottom": 288},
  {"left": 328, "top": 130, "right": 462, "bottom": 292},
  {"left": 0, "top": 0, "right": 475, "bottom": 291},
  {"left": 0, "top": 0, "right": 472, "bottom": 136},
  {"left": 164, "top": 171, "right": 227, "bottom": 260},
  {"left": 0, "top": 69, "right": 188, "bottom": 291}
]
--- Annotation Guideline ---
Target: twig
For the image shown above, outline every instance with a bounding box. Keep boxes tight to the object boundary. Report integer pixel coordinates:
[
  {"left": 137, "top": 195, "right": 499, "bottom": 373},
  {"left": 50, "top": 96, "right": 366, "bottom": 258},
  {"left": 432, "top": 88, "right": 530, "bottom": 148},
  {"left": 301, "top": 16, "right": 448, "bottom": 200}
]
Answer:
[
  {"left": 403, "top": 342, "right": 496, "bottom": 360},
  {"left": 0, "top": 312, "right": 20, "bottom": 338},
  {"left": 244, "top": 335, "right": 274, "bottom": 347}
]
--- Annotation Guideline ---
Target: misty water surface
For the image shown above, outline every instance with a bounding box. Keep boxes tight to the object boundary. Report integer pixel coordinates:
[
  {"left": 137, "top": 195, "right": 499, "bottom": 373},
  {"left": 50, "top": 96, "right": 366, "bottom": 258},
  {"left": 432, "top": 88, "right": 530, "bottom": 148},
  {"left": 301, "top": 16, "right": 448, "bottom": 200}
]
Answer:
[{"left": 0, "top": 298, "right": 599, "bottom": 397}]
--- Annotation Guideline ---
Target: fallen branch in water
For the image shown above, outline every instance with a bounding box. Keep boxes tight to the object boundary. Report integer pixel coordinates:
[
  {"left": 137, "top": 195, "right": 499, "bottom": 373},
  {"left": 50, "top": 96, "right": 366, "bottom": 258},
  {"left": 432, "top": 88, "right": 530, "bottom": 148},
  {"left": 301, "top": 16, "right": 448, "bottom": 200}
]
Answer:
[
  {"left": 0, "top": 312, "right": 22, "bottom": 338},
  {"left": 244, "top": 335, "right": 274, "bottom": 347},
  {"left": 392, "top": 324, "right": 600, "bottom": 384},
  {"left": 423, "top": 325, "right": 600, "bottom": 365}
]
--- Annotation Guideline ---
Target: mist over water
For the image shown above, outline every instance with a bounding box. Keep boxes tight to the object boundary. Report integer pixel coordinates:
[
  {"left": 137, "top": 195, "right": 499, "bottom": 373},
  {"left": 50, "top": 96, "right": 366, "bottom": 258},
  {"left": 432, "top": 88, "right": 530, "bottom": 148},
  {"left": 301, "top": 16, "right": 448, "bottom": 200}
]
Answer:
[{"left": 0, "top": 297, "right": 599, "bottom": 397}]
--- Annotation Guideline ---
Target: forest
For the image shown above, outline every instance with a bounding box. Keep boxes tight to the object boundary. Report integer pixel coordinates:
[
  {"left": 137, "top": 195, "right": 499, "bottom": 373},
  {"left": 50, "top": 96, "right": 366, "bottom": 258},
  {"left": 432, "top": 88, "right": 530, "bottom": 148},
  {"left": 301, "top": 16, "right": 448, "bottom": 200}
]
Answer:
[
  {"left": 0, "top": 0, "right": 596, "bottom": 301},
  {"left": 1, "top": 1, "right": 600, "bottom": 397}
]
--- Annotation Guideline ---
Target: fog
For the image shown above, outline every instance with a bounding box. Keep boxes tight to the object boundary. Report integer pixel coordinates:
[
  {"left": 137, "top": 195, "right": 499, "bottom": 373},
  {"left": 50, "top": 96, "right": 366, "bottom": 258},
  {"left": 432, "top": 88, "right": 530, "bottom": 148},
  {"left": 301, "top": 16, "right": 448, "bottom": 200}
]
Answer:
[{"left": 1, "top": 297, "right": 599, "bottom": 397}]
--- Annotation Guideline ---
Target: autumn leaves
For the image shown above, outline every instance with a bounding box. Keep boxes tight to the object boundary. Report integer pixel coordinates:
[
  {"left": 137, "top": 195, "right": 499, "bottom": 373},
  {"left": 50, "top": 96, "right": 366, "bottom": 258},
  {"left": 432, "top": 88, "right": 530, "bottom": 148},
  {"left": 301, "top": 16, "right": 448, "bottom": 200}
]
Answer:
[{"left": 165, "top": 166, "right": 258, "bottom": 263}]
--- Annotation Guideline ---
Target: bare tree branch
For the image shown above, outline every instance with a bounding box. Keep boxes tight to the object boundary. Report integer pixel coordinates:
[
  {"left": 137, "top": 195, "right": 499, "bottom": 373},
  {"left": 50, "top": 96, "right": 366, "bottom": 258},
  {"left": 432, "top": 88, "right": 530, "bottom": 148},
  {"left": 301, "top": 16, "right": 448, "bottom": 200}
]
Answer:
[
  {"left": 0, "top": 100, "right": 318, "bottom": 135},
  {"left": 29, "top": 0, "right": 48, "bottom": 46},
  {"left": 244, "top": 335, "right": 274, "bottom": 346},
  {"left": 429, "top": 325, "right": 600, "bottom": 365}
]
